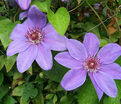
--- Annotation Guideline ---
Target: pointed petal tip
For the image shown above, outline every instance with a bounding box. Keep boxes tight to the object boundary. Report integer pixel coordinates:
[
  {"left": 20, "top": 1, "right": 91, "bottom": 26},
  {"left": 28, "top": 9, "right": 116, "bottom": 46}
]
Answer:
[
  {"left": 89, "top": 73, "right": 103, "bottom": 101},
  {"left": 16, "top": 0, "right": 31, "bottom": 10},
  {"left": 6, "top": 49, "right": 12, "bottom": 57},
  {"left": 93, "top": 71, "right": 118, "bottom": 98},
  {"left": 17, "top": 69, "right": 25, "bottom": 73},
  {"left": 41, "top": 65, "right": 52, "bottom": 71},
  {"left": 17, "top": 62, "right": 27, "bottom": 73},
  {"left": 6, "top": 45, "right": 14, "bottom": 57},
  {"left": 97, "top": 43, "right": 121, "bottom": 64},
  {"left": 61, "top": 82, "right": 73, "bottom": 91},
  {"left": 6, "top": 53, "right": 12, "bottom": 57},
  {"left": 98, "top": 95, "right": 103, "bottom": 101}
]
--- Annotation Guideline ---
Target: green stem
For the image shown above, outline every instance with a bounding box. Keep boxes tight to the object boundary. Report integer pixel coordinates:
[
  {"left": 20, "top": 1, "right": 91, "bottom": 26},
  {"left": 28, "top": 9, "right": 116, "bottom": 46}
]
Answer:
[
  {"left": 3, "top": 0, "right": 9, "bottom": 9},
  {"left": 69, "top": 0, "right": 85, "bottom": 13},
  {"left": 86, "top": 0, "right": 108, "bottom": 35},
  {"left": 0, "top": 50, "right": 5, "bottom": 55},
  {"left": 13, "top": 8, "right": 20, "bottom": 23}
]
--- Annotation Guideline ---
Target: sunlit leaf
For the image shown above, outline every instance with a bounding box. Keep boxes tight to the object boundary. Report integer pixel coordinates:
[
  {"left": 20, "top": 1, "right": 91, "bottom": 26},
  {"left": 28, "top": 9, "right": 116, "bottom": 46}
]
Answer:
[{"left": 47, "top": 7, "right": 70, "bottom": 36}]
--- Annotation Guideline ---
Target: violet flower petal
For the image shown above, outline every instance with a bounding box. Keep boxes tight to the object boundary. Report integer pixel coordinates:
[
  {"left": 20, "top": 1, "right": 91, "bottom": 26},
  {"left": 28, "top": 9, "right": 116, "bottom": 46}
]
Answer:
[
  {"left": 10, "top": 24, "right": 27, "bottom": 40},
  {"left": 89, "top": 73, "right": 103, "bottom": 100},
  {"left": 97, "top": 43, "right": 121, "bottom": 64},
  {"left": 83, "top": 33, "right": 100, "bottom": 57},
  {"left": 100, "top": 63, "right": 121, "bottom": 79},
  {"left": 16, "top": 0, "right": 31, "bottom": 10},
  {"left": 7, "top": 40, "right": 30, "bottom": 56},
  {"left": 22, "top": 18, "right": 34, "bottom": 28},
  {"left": 19, "top": 11, "right": 28, "bottom": 20},
  {"left": 27, "top": 5, "right": 46, "bottom": 28},
  {"left": 55, "top": 52, "right": 82, "bottom": 69},
  {"left": 17, "top": 45, "right": 38, "bottom": 73},
  {"left": 43, "top": 23, "right": 67, "bottom": 51},
  {"left": 67, "top": 39, "right": 87, "bottom": 61},
  {"left": 36, "top": 42, "right": 52, "bottom": 70},
  {"left": 61, "top": 68, "right": 87, "bottom": 91},
  {"left": 93, "top": 71, "right": 117, "bottom": 97}
]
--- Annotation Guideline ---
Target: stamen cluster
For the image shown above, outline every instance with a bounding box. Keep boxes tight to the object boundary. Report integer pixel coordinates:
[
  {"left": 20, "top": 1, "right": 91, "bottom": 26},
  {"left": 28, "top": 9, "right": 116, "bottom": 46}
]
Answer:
[
  {"left": 83, "top": 56, "right": 100, "bottom": 72},
  {"left": 26, "top": 27, "right": 43, "bottom": 44}
]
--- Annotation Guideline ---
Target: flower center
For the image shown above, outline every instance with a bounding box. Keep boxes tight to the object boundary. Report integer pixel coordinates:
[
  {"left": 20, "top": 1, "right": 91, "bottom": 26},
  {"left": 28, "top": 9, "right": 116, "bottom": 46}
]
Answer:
[
  {"left": 26, "top": 27, "right": 43, "bottom": 44},
  {"left": 83, "top": 56, "right": 100, "bottom": 72}
]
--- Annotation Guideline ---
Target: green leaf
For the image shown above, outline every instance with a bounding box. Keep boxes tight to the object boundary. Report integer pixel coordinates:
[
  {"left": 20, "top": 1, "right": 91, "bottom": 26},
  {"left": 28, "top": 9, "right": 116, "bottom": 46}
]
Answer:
[
  {"left": 13, "top": 83, "right": 38, "bottom": 103},
  {"left": 60, "top": 95, "right": 73, "bottom": 104},
  {"left": 115, "top": 56, "right": 121, "bottom": 66},
  {"left": 118, "top": 0, "right": 121, "bottom": 5},
  {"left": 21, "top": 83, "right": 38, "bottom": 103},
  {"left": 12, "top": 84, "right": 24, "bottom": 97},
  {"left": 53, "top": 95, "right": 57, "bottom": 104},
  {"left": 99, "top": 38, "right": 109, "bottom": 47},
  {"left": 0, "top": 55, "right": 6, "bottom": 70},
  {"left": 0, "top": 85, "right": 9, "bottom": 100},
  {"left": 31, "top": 92, "right": 44, "bottom": 104},
  {"left": 46, "top": 94, "right": 54, "bottom": 99},
  {"left": 12, "top": 71, "right": 23, "bottom": 88},
  {"left": 77, "top": 77, "right": 99, "bottom": 104},
  {"left": 31, "top": 0, "right": 51, "bottom": 13},
  {"left": 47, "top": 7, "right": 70, "bottom": 36},
  {"left": 0, "top": 17, "right": 17, "bottom": 49},
  {"left": 20, "top": 98, "right": 30, "bottom": 104},
  {"left": 5, "top": 55, "right": 17, "bottom": 72},
  {"left": 109, "top": 32, "right": 121, "bottom": 43},
  {"left": 0, "top": 72, "right": 4, "bottom": 86},
  {"left": 82, "top": 22, "right": 101, "bottom": 38},
  {"left": 43, "top": 59, "right": 68, "bottom": 82},
  {"left": 20, "top": 98, "right": 29, "bottom": 104},
  {"left": 3, "top": 96, "right": 17, "bottom": 104},
  {"left": 13, "top": 71, "right": 23, "bottom": 80},
  {"left": 103, "top": 80, "right": 121, "bottom": 104},
  {"left": 118, "top": 20, "right": 121, "bottom": 25}
]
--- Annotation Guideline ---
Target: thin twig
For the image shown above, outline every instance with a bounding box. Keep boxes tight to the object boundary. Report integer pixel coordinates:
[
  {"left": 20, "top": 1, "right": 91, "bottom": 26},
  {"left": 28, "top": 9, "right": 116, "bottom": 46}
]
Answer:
[
  {"left": 86, "top": 0, "right": 108, "bottom": 34},
  {"left": 13, "top": 8, "right": 20, "bottom": 23},
  {"left": 0, "top": 50, "right": 5, "bottom": 55},
  {"left": 3, "top": 0, "right": 9, "bottom": 9},
  {"left": 87, "top": 13, "right": 117, "bottom": 32},
  {"left": 69, "top": 0, "right": 85, "bottom": 13}
]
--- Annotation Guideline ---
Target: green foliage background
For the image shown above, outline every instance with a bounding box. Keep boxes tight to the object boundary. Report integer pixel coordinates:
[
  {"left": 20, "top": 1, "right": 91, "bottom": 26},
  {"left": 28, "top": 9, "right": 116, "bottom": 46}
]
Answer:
[{"left": 0, "top": 0, "right": 121, "bottom": 104}]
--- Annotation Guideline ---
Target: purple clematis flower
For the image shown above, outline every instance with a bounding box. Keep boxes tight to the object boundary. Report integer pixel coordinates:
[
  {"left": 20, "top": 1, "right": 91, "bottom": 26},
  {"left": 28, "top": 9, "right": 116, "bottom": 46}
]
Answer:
[
  {"left": 7, "top": 6, "right": 67, "bottom": 73},
  {"left": 16, "top": 0, "right": 31, "bottom": 10},
  {"left": 55, "top": 33, "right": 121, "bottom": 100}
]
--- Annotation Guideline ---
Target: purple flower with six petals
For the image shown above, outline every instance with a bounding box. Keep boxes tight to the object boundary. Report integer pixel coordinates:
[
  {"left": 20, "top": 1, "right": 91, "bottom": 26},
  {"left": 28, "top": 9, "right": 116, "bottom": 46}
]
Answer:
[
  {"left": 55, "top": 33, "right": 121, "bottom": 100},
  {"left": 7, "top": 6, "right": 67, "bottom": 73}
]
